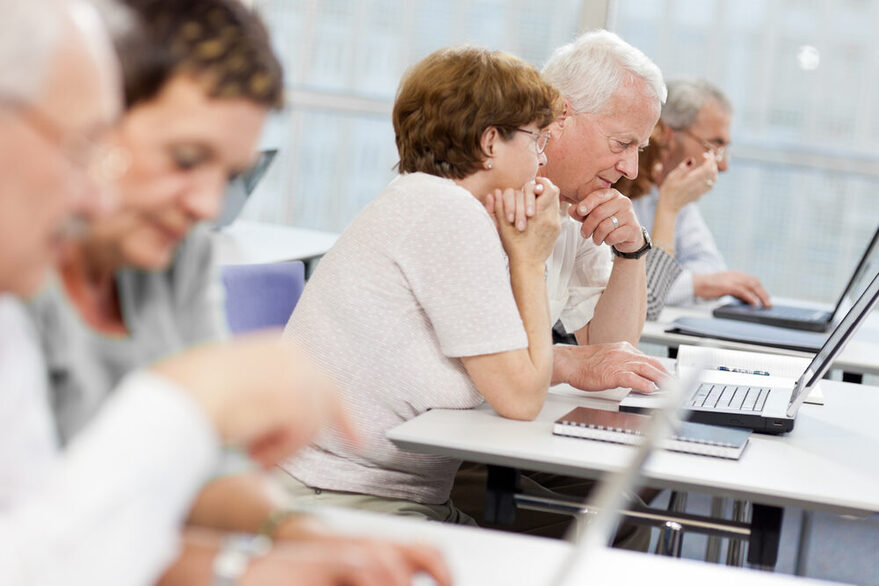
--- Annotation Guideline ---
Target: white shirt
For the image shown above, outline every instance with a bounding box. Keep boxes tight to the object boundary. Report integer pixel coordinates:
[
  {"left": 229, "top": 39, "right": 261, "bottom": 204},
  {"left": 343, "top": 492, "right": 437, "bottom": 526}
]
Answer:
[
  {"left": 631, "top": 187, "right": 727, "bottom": 305},
  {"left": 546, "top": 205, "right": 614, "bottom": 333},
  {"left": 0, "top": 293, "right": 220, "bottom": 586},
  {"left": 283, "top": 173, "right": 528, "bottom": 504},
  {"left": 0, "top": 296, "right": 58, "bottom": 507}
]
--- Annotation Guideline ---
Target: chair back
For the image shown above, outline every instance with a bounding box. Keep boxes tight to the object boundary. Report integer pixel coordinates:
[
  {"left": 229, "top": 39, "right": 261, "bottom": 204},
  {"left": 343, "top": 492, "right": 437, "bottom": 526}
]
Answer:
[{"left": 221, "top": 260, "right": 305, "bottom": 334}]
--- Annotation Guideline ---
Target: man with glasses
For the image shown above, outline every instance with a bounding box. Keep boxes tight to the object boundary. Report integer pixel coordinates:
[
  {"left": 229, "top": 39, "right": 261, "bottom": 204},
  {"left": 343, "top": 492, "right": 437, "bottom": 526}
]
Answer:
[{"left": 631, "top": 78, "right": 770, "bottom": 307}]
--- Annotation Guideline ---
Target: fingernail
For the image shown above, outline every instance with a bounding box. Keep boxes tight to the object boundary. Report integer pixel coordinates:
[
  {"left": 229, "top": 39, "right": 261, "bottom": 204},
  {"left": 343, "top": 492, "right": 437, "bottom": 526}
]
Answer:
[
  {"left": 527, "top": 205, "right": 534, "bottom": 215},
  {"left": 579, "top": 205, "right": 588, "bottom": 215},
  {"left": 508, "top": 213, "right": 514, "bottom": 222},
  {"left": 517, "top": 220, "right": 526, "bottom": 231}
]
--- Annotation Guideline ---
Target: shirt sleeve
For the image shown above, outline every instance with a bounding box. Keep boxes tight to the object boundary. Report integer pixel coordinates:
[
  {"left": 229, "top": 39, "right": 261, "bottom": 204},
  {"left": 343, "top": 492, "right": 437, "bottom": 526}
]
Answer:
[
  {"left": 0, "top": 371, "right": 219, "bottom": 586},
  {"left": 395, "top": 191, "right": 528, "bottom": 358},
  {"left": 645, "top": 247, "right": 684, "bottom": 320},
  {"left": 674, "top": 204, "right": 727, "bottom": 274}
]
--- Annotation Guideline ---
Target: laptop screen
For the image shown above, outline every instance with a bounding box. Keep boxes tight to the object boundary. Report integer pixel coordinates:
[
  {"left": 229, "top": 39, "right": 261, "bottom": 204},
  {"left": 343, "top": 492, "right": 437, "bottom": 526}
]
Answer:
[
  {"left": 831, "top": 225, "right": 879, "bottom": 321},
  {"left": 791, "top": 272, "right": 879, "bottom": 409}
]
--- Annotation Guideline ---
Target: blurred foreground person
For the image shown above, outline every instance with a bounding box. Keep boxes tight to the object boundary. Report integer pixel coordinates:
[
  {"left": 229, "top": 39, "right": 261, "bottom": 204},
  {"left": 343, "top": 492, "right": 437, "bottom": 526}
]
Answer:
[
  {"left": 0, "top": 2, "right": 426, "bottom": 585},
  {"left": 20, "top": 1, "right": 450, "bottom": 585}
]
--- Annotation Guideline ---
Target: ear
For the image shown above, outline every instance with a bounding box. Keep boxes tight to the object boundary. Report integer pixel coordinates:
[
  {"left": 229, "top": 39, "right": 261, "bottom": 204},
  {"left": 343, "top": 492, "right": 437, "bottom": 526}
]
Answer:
[{"left": 480, "top": 126, "right": 499, "bottom": 166}]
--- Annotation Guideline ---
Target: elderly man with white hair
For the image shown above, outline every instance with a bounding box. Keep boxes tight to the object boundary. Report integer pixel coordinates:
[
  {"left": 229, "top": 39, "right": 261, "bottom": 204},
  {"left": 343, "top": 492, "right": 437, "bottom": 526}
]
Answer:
[
  {"left": 491, "top": 30, "right": 669, "bottom": 395},
  {"left": 0, "top": 2, "right": 362, "bottom": 584}
]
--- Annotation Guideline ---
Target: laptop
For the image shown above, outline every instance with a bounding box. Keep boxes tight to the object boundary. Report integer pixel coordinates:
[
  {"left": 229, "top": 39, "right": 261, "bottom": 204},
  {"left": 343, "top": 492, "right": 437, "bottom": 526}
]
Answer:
[
  {"left": 712, "top": 225, "right": 879, "bottom": 332},
  {"left": 678, "top": 272, "right": 879, "bottom": 435},
  {"left": 212, "top": 148, "right": 278, "bottom": 228}
]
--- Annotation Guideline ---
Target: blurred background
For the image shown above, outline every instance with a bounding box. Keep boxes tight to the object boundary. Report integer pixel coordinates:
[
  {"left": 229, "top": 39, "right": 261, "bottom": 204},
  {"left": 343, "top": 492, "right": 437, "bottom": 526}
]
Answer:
[{"left": 245, "top": 0, "right": 879, "bottom": 306}]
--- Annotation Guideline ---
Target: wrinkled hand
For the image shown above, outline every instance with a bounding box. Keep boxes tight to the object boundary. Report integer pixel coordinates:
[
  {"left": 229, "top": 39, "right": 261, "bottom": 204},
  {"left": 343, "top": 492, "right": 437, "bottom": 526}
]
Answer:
[
  {"left": 657, "top": 152, "right": 718, "bottom": 214},
  {"left": 693, "top": 270, "right": 771, "bottom": 307},
  {"left": 487, "top": 177, "right": 560, "bottom": 265},
  {"left": 151, "top": 333, "right": 356, "bottom": 468},
  {"left": 553, "top": 342, "right": 669, "bottom": 394},
  {"left": 568, "top": 189, "right": 644, "bottom": 254},
  {"left": 243, "top": 538, "right": 452, "bottom": 586}
]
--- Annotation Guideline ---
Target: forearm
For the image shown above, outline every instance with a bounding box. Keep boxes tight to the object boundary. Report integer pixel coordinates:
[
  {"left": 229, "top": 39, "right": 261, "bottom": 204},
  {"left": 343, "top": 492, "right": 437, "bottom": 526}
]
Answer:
[
  {"left": 577, "top": 257, "right": 646, "bottom": 345},
  {"left": 186, "top": 473, "right": 279, "bottom": 534},
  {"left": 650, "top": 203, "right": 679, "bottom": 256},
  {"left": 465, "top": 259, "right": 553, "bottom": 420},
  {"left": 508, "top": 258, "right": 554, "bottom": 389}
]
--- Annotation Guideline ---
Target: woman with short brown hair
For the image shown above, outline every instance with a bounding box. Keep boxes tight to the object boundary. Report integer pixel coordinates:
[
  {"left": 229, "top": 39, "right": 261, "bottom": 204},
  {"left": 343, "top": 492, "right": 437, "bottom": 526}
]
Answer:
[{"left": 279, "top": 46, "right": 563, "bottom": 522}]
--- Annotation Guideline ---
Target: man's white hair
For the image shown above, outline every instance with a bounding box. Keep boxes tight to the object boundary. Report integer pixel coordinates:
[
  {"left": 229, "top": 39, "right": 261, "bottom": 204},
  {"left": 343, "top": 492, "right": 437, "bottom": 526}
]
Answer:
[
  {"left": 0, "top": 0, "right": 67, "bottom": 103},
  {"left": 661, "top": 78, "right": 732, "bottom": 131},
  {"left": 542, "top": 29, "right": 666, "bottom": 115}
]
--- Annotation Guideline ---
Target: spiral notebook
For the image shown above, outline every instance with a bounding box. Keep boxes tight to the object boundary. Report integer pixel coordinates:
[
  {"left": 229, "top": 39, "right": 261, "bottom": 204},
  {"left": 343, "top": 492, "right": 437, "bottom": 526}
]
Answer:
[{"left": 553, "top": 406, "right": 750, "bottom": 460}]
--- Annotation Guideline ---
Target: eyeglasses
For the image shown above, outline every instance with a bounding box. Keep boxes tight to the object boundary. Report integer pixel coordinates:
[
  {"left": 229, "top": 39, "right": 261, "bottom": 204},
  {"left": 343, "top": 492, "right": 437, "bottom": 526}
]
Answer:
[
  {"left": 8, "top": 102, "right": 129, "bottom": 185},
  {"left": 516, "top": 128, "right": 551, "bottom": 154},
  {"left": 679, "top": 128, "right": 730, "bottom": 163}
]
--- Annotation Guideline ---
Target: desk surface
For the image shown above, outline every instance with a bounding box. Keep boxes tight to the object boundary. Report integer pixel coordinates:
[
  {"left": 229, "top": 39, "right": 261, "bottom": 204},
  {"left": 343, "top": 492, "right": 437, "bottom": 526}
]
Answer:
[
  {"left": 389, "top": 380, "right": 879, "bottom": 517},
  {"left": 642, "top": 301, "right": 879, "bottom": 376},
  {"left": 212, "top": 220, "right": 339, "bottom": 266},
  {"left": 314, "top": 507, "right": 840, "bottom": 585}
]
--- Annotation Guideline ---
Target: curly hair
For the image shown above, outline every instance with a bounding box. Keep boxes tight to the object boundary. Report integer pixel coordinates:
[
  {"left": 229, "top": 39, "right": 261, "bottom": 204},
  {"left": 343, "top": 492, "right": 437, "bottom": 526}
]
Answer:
[
  {"left": 393, "top": 46, "right": 561, "bottom": 180},
  {"left": 613, "top": 118, "right": 669, "bottom": 199},
  {"left": 114, "top": 0, "right": 283, "bottom": 109}
]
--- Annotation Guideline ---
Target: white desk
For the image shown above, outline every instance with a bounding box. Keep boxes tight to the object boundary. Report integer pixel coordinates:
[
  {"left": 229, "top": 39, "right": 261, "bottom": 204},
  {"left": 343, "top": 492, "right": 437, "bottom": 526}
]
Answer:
[
  {"left": 313, "top": 507, "right": 841, "bottom": 585},
  {"left": 212, "top": 220, "right": 339, "bottom": 268},
  {"left": 642, "top": 302, "right": 879, "bottom": 377},
  {"left": 389, "top": 381, "right": 879, "bottom": 517}
]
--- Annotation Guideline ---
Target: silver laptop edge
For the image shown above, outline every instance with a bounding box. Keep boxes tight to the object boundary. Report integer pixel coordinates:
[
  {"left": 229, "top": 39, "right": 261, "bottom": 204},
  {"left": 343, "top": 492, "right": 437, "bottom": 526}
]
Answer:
[{"left": 786, "top": 271, "right": 879, "bottom": 418}]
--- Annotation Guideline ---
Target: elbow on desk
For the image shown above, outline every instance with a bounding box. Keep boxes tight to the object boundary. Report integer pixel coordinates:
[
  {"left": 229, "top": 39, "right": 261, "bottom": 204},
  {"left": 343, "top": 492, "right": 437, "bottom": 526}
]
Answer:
[{"left": 480, "top": 375, "right": 550, "bottom": 421}]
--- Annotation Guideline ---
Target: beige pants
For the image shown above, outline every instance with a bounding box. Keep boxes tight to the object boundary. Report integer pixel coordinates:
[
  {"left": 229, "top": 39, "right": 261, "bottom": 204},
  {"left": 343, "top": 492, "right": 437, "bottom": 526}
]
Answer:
[{"left": 272, "top": 468, "right": 478, "bottom": 526}]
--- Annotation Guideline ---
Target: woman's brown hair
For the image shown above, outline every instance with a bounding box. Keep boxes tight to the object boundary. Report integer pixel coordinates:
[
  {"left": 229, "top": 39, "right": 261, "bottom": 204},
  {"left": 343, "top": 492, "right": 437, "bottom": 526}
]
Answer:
[
  {"left": 114, "top": 0, "right": 284, "bottom": 110},
  {"left": 614, "top": 118, "right": 669, "bottom": 199},
  {"left": 393, "top": 46, "right": 561, "bottom": 180}
]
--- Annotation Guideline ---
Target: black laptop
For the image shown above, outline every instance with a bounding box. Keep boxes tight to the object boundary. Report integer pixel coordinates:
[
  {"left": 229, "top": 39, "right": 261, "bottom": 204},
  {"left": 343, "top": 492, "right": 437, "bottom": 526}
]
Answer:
[
  {"left": 712, "top": 225, "right": 879, "bottom": 332},
  {"left": 212, "top": 148, "right": 278, "bottom": 228},
  {"left": 677, "top": 272, "right": 879, "bottom": 434}
]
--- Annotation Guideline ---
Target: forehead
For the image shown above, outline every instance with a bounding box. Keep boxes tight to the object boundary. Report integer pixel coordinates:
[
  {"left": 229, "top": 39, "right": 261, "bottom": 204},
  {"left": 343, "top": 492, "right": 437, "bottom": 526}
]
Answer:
[
  {"left": 593, "top": 80, "right": 660, "bottom": 143},
  {"left": 123, "top": 76, "right": 268, "bottom": 164},
  {"left": 691, "top": 99, "right": 731, "bottom": 139}
]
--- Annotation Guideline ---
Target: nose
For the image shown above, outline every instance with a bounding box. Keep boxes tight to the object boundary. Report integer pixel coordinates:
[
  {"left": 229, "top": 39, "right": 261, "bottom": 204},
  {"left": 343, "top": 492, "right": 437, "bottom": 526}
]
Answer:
[
  {"left": 617, "top": 149, "right": 638, "bottom": 180},
  {"left": 538, "top": 150, "right": 547, "bottom": 167},
  {"left": 717, "top": 156, "right": 729, "bottom": 173},
  {"left": 180, "top": 168, "right": 226, "bottom": 221}
]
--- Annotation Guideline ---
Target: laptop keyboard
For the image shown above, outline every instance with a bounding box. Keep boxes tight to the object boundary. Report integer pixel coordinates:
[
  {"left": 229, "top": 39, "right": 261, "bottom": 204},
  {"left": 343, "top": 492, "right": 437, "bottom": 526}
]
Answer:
[{"left": 689, "top": 383, "right": 770, "bottom": 412}]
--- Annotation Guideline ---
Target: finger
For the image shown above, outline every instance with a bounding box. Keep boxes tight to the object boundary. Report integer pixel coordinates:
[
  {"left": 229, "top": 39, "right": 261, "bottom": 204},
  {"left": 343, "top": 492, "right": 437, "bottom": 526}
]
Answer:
[
  {"left": 515, "top": 188, "right": 527, "bottom": 231},
  {"left": 618, "top": 372, "right": 660, "bottom": 394},
  {"left": 631, "top": 361, "right": 671, "bottom": 386},
  {"left": 484, "top": 191, "right": 499, "bottom": 229},
  {"left": 752, "top": 281, "right": 771, "bottom": 307},
  {"left": 399, "top": 544, "right": 453, "bottom": 586},
  {"left": 731, "top": 284, "right": 760, "bottom": 306},
  {"left": 502, "top": 188, "right": 517, "bottom": 225},
  {"left": 575, "top": 188, "right": 619, "bottom": 218},
  {"left": 525, "top": 182, "right": 538, "bottom": 217}
]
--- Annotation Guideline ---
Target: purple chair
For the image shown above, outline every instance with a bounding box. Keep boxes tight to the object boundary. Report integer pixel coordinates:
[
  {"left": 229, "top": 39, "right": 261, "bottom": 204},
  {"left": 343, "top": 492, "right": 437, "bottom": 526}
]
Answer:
[{"left": 221, "top": 260, "right": 305, "bottom": 334}]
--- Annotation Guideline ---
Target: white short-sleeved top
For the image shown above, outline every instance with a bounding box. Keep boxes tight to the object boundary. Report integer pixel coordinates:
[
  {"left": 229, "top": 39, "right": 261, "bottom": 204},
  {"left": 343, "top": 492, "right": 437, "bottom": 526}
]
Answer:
[
  {"left": 546, "top": 206, "right": 614, "bottom": 333},
  {"left": 282, "top": 172, "right": 529, "bottom": 504}
]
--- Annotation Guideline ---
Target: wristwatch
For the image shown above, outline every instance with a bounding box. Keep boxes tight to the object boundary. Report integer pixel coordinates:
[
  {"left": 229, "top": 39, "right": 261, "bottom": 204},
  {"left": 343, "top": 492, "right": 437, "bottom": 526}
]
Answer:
[
  {"left": 611, "top": 226, "right": 653, "bottom": 260},
  {"left": 213, "top": 533, "right": 272, "bottom": 586}
]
